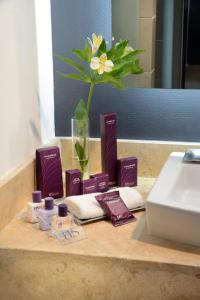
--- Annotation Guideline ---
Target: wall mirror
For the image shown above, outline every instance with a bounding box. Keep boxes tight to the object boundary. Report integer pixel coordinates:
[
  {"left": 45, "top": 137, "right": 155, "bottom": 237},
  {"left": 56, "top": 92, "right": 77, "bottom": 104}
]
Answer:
[
  {"left": 112, "top": 0, "right": 200, "bottom": 89},
  {"left": 51, "top": 0, "right": 200, "bottom": 142}
]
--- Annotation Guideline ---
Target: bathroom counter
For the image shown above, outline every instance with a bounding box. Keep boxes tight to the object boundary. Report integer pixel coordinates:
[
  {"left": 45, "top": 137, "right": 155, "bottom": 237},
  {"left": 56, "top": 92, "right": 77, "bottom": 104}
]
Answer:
[{"left": 1, "top": 177, "right": 200, "bottom": 300}]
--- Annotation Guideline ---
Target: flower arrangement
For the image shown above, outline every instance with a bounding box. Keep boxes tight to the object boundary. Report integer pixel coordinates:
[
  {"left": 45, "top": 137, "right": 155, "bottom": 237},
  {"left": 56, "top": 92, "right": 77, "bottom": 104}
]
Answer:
[{"left": 58, "top": 33, "right": 143, "bottom": 178}]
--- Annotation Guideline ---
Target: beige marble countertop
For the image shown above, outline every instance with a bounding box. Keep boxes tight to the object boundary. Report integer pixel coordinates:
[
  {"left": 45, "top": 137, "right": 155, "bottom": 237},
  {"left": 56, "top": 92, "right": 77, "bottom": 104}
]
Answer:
[{"left": 0, "top": 177, "right": 200, "bottom": 269}]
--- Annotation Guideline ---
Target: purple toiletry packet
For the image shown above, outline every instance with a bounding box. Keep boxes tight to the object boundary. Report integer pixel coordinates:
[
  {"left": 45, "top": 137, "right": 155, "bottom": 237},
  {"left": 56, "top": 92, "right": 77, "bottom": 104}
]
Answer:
[
  {"left": 65, "top": 169, "right": 81, "bottom": 197},
  {"left": 117, "top": 157, "right": 137, "bottom": 187},
  {"left": 36, "top": 146, "right": 63, "bottom": 199},
  {"left": 95, "top": 191, "right": 136, "bottom": 226},
  {"left": 81, "top": 178, "right": 97, "bottom": 194},
  {"left": 100, "top": 113, "right": 117, "bottom": 187},
  {"left": 91, "top": 173, "right": 109, "bottom": 193}
]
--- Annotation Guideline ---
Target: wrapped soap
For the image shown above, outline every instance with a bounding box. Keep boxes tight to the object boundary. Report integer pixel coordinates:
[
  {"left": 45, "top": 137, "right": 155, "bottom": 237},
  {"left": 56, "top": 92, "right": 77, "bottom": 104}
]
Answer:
[{"left": 95, "top": 191, "right": 136, "bottom": 226}]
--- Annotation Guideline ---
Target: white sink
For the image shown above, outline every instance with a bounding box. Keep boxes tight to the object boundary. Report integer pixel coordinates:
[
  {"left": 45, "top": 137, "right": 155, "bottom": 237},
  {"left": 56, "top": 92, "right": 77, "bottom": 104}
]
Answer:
[{"left": 146, "top": 152, "right": 200, "bottom": 247}]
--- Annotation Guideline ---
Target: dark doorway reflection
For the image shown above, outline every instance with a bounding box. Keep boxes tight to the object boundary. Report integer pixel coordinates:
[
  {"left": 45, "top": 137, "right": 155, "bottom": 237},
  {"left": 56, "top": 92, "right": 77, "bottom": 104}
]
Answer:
[
  {"left": 185, "top": 0, "right": 200, "bottom": 89},
  {"left": 155, "top": 0, "right": 200, "bottom": 89}
]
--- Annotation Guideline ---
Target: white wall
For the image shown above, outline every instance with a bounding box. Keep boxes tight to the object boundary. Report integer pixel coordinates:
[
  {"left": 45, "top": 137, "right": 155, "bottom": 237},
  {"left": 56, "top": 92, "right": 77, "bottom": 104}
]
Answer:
[
  {"left": 0, "top": 0, "right": 53, "bottom": 180},
  {"left": 35, "top": 0, "right": 55, "bottom": 144}
]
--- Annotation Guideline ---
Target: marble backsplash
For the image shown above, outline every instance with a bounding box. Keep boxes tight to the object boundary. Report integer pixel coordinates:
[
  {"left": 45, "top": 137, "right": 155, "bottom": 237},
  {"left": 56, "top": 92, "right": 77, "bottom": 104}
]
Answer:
[{"left": 0, "top": 137, "right": 200, "bottom": 230}]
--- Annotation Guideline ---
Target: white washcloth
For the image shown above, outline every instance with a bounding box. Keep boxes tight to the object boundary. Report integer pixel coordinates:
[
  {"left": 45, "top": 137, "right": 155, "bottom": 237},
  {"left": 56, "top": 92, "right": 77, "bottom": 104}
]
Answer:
[{"left": 64, "top": 187, "right": 144, "bottom": 220}]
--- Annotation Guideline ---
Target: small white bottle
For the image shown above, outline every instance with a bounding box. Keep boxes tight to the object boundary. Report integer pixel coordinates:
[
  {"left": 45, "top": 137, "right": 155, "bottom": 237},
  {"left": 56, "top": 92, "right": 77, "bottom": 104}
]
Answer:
[
  {"left": 27, "top": 191, "right": 43, "bottom": 223},
  {"left": 53, "top": 204, "right": 72, "bottom": 231},
  {"left": 37, "top": 197, "right": 57, "bottom": 231}
]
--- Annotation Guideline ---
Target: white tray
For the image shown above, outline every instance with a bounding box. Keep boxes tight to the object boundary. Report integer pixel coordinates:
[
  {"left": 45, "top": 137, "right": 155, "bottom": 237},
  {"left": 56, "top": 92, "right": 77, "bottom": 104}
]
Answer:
[{"left": 74, "top": 205, "right": 145, "bottom": 224}]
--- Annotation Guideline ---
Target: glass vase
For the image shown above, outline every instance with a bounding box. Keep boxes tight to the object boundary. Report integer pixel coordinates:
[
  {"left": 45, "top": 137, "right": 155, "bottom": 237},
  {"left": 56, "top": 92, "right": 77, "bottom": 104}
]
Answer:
[{"left": 71, "top": 118, "right": 90, "bottom": 180}]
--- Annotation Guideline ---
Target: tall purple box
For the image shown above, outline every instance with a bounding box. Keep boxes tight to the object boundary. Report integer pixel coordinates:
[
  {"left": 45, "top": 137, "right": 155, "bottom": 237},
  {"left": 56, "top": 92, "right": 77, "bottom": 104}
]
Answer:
[
  {"left": 100, "top": 113, "right": 117, "bottom": 187},
  {"left": 117, "top": 157, "right": 137, "bottom": 187},
  {"left": 65, "top": 169, "right": 81, "bottom": 197},
  {"left": 91, "top": 173, "right": 109, "bottom": 193},
  {"left": 36, "top": 146, "right": 63, "bottom": 199},
  {"left": 81, "top": 178, "right": 97, "bottom": 194}
]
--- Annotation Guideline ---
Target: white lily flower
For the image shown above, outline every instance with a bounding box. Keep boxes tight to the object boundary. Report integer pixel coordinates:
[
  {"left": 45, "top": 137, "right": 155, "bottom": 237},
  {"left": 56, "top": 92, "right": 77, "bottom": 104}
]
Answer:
[
  {"left": 90, "top": 53, "right": 114, "bottom": 75},
  {"left": 90, "top": 57, "right": 100, "bottom": 70},
  {"left": 88, "top": 33, "right": 103, "bottom": 55}
]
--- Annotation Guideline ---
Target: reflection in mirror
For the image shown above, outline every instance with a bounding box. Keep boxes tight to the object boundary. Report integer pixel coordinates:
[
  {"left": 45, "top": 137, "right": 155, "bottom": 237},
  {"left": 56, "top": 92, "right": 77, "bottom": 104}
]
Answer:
[
  {"left": 112, "top": 0, "right": 200, "bottom": 89},
  {"left": 112, "top": 0, "right": 156, "bottom": 88}
]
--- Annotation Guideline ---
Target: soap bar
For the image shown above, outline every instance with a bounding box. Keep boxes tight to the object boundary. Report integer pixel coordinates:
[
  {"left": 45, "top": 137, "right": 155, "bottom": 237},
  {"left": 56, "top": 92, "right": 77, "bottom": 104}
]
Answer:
[
  {"left": 117, "top": 157, "right": 137, "bottom": 187},
  {"left": 95, "top": 191, "right": 136, "bottom": 226}
]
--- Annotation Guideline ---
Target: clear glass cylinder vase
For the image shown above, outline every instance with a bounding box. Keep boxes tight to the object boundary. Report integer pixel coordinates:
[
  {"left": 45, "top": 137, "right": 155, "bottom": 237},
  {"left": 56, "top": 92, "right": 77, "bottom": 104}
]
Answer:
[{"left": 71, "top": 118, "right": 90, "bottom": 180}]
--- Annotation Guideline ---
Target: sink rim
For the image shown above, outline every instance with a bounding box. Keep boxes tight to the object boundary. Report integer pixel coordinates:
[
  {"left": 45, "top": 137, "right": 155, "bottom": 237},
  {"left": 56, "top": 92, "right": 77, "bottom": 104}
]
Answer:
[{"left": 146, "top": 152, "right": 200, "bottom": 214}]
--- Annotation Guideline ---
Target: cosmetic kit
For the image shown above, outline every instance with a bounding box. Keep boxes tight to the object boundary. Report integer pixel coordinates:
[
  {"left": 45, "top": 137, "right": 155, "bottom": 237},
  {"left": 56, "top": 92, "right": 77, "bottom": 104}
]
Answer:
[{"left": 29, "top": 111, "right": 139, "bottom": 235}]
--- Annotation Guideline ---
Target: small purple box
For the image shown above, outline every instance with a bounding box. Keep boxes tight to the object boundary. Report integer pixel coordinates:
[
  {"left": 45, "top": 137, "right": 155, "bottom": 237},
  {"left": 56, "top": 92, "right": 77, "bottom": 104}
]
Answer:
[
  {"left": 36, "top": 146, "right": 63, "bottom": 199},
  {"left": 91, "top": 173, "right": 109, "bottom": 193},
  {"left": 81, "top": 178, "right": 97, "bottom": 194},
  {"left": 117, "top": 157, "right": 137, "bottom": 187},
  {"left": 65, "top": 169, "right": 81, "bottom": 197},
  {"left": 100, "top": 113, "right": 117, "bottom": 187}
]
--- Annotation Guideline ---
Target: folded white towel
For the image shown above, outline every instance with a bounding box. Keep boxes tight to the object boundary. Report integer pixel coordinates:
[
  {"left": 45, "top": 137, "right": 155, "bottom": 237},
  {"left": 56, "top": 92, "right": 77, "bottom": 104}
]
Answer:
[{"left": 64, "top": 187, "right": 144, "bottom": 220}]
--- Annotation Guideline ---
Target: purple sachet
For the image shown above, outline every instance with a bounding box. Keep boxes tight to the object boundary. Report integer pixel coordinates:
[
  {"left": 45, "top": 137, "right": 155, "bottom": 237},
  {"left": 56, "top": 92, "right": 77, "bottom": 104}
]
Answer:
[{"left": 95, "top": 191, "right": 136, "bottom": 227}]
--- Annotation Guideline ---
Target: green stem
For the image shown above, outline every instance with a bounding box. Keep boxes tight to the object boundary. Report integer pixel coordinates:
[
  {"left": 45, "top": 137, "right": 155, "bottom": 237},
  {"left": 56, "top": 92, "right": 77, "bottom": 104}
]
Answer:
[
  {"left": 86, "top": 82, "right": 95, "bottom": 116},
  {"left": 76, "top": 82, "right": 94, "bottom": 179}
]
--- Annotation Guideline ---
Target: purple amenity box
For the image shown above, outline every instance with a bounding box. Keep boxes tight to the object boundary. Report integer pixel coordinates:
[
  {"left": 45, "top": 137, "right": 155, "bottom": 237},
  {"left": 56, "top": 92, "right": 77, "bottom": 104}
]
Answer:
[
  {"left": 36, "top": 146, "right": 63, "bottom": 199},
  {"left": 100, "top": 113, "right": 117, "bottom": 187},
  {"left": 117, "top": 157, "right": 137, "bottom": 187},
  {"left": 81, "top": 178, "right": 97, "bottom": 194},
  {"left": 65, "top": 169, "right": 81, "bottom": 197},
  {"left": 91, "top": 173, "right": 109, "bottom": 193}
]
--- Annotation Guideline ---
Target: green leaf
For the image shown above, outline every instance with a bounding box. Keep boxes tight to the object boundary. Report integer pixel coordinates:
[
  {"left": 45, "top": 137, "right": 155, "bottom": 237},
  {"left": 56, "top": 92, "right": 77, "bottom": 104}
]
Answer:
[
  {"left": 75, "top": 141, "right": 85, "bottom": 161},
  {"left": 109, "top": 49, "right": 144, "bottom": 78},
  {"left": 72, "top": 49, "right": 86, "bottom": 62},
  {"left": 57, "top": 72, "right": 86, "bottom": 82},
  {"left": 74, "top": 99, "right": 88, "bottom": 120},
  {"left": 72, "top": 40, "right": 91, "bottom": 63},
  {"left": 110, "top": 66, "right": 130, "bottom": 78},
  {"left": 111, "top": 59, "right": 133, "bottom": 72},
  {"left": 107, "top": 40, "right": 129, "bottom": 61},
  {"left": 97, "top": 39, "right": 107, "bottom": 56},
  {"left": 80, "top": 159, "right": 88, "bottom": 173},
  {"left": 106, "top": 76, "right": 125, "bottom": 89},
  {"left": 96, "top": 74, "right": 124, "bottom": 89},
  {"left": 83, "top": 41, "right": 91, "bottom": 62},
  {"left": 75, "top": 140, "right": 88, "bottom": 173},
  {"left": 110, "top": 60, "right": 134, "bottom": 77},
  {"left": 131, "top": 59, "right": 143, "bottom": 74},
  {"left": 120, "top": 49, "right": 144, "bottom": 61},
  {"left": 57, "top": 55, "right": 87, "bottom": 76}
]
